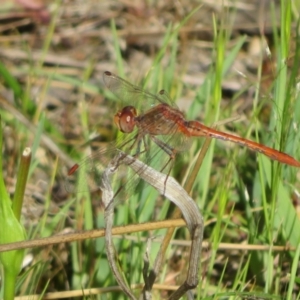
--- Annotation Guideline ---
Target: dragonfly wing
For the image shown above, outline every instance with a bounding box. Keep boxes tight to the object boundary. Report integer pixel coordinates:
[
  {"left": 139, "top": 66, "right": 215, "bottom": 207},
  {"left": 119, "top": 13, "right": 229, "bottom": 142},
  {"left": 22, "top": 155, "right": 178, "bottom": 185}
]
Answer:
[
  {"left": 157, "top": 89, "right": 178, "bottom": 108},
  {"left": 65, "top": 131, "right": 142, "bottom": 195},
  {"left": 103, "top": 71, "right": 177, "bottom": 111}
]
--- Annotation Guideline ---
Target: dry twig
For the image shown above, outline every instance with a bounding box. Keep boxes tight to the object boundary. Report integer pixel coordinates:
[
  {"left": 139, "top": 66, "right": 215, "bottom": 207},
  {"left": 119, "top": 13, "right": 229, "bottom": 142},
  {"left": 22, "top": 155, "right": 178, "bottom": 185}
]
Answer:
[{"left": 101, "top": 151, "right": 203, "bottom": 299}]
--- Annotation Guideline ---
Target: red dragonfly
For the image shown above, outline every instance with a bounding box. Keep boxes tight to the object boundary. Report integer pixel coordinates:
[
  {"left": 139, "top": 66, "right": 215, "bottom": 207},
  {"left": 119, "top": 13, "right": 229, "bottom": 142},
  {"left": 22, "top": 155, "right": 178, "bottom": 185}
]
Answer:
[
  {"left": 106, "top": 71, "right": 300, "bottom": 168},
  {"left": 68, "top": 71, "right": 300, "bottom": 192}
]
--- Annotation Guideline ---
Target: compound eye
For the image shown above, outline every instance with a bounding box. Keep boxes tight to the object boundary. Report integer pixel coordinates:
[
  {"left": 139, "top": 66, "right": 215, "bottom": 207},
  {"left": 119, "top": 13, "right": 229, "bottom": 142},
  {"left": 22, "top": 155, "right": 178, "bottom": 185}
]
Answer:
[{"left": 114, "top": 106, "right": 137, "bottom": 133}]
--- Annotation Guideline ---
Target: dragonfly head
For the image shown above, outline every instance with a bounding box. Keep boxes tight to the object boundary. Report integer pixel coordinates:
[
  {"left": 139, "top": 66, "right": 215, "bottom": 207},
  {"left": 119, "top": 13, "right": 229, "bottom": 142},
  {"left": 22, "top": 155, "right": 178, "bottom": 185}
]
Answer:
[{"left": 114, "top": 106, "right": 137, "bottom": 133}]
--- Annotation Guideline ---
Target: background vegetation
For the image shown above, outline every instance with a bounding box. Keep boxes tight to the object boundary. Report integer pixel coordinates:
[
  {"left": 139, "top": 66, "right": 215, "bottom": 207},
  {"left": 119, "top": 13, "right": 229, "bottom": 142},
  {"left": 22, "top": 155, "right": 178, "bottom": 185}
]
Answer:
[{"left": 0, "top": 0, "right": 300, "bottom": 299}]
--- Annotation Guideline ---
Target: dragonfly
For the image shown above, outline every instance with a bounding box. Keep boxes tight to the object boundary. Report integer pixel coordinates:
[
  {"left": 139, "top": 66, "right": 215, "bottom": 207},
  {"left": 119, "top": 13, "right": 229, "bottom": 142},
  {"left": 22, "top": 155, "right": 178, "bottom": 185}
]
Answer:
[
  {"left": 106, "top": 71, "right": 300, "bottom": 168},
  {"left": 67, "top": 71, "right": 300, "bottom": 194}
]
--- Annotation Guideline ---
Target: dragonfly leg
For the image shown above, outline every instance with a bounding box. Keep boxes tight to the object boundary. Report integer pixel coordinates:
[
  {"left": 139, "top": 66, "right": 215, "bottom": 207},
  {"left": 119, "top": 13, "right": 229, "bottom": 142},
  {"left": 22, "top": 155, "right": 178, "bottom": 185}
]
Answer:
[
  {"left": 150, "top": 135, "right": 178, "bottom": 192},
  {"left": 119, "top": 133, "right": 146, "bottom": 157},
  {"left": 132, "top": 134, "right": 147, "bottom": 157},
  {"left": 127, "top": 133, "right": 149, "bottom": 158},
  {"left": 151, "top": 135, "right": 176, "bottom": 158}
]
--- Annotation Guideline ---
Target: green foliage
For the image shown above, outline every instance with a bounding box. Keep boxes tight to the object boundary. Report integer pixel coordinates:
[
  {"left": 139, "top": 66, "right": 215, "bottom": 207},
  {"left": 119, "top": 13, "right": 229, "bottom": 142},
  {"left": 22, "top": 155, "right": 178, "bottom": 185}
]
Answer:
[{"left": 0, "top": 116, "right": 26, "bottom": 300}]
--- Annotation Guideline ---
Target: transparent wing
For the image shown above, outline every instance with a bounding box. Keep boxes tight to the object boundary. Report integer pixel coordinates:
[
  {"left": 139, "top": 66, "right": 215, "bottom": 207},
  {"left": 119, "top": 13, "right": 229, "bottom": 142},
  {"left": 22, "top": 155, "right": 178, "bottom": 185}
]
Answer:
[
  {"left": 157, "top": 89, "right": 178, "bottom": 109},
  {"left": 64, "top": 129, "right": 171, "bottom": 205},
  {"left": 64, "top": 129, "right": 188, "bottom": 205},
  {"left": 65, "top": 130, "right": 138, "bottom": 192},
  {"left": 103, "top": 71, "right": 176, "bottom": 111}
]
